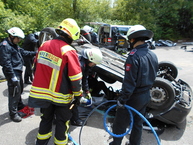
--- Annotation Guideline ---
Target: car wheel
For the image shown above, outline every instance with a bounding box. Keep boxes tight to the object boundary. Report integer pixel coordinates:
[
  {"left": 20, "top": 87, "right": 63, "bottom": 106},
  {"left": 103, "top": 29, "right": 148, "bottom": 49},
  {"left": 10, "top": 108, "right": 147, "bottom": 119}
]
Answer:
[
  {"left": 157, "top": 61, "right": 178, "bottom": 81},
  {"left": 39, "top": 27, "right": 58, "bottom": 46},
  {"left": 148, "top": 77, "right": 175, "bottom": 113},
  {"left": 80, "top": 29, "right": 92, "bottom": 43}
]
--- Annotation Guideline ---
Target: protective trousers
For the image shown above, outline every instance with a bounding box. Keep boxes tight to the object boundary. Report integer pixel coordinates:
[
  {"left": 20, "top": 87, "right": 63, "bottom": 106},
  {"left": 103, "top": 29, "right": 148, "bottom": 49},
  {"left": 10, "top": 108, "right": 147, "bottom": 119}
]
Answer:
[
  {"left": 36, "top": 104, "right": 72, "bottom": 145},
  {"left": 111, "top": 91, "right": 151, "bottom": 145},
  {"left": 70, "top": 104, "right": 79, "bottom": 122},
  {"left": 8, "top": 72, "right": 25, "bottom": 117},
  {"left": 24, "top": 56, "right": 34, "bottom": 82}
]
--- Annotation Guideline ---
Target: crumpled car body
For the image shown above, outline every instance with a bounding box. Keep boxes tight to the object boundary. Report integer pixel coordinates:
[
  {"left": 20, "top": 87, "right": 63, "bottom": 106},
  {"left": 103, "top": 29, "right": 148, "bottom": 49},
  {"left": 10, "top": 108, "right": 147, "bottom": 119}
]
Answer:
[{"left": 38, "top": 27, "right": 192, "bottom": 126}]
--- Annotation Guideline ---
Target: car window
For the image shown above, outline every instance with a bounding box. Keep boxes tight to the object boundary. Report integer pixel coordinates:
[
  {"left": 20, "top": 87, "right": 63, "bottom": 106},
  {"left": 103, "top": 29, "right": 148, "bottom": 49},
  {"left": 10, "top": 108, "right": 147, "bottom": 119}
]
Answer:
[
  {"left": 103, "top": 26, "right": 110, "bottom": 33},
  {"left": 117, "top": 27, "right": 130, "bottom": 35}
]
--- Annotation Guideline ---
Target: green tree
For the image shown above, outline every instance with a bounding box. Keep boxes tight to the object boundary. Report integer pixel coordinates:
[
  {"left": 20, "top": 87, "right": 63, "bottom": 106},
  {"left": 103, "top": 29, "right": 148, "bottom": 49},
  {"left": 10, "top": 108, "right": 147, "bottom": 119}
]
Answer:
[
  {"left": 74, "top": 0, "right": 112, "bottom": 22},
  {"left": 1, "top": 0, "right": 193, "bottom": 41},
  {"left": 177, "top": 0, "right": 193, "bottom": 38},
  {"left": 112, "top": 0, "right": 193, "bottom": 40}
]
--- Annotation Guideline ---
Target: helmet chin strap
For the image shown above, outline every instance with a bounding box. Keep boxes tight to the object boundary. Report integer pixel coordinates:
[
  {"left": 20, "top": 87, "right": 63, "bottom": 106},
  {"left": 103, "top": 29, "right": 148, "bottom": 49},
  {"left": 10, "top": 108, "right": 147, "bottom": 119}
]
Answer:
[
  {"left": 128, "top": 39, "right": 138, "bottom": 50},
  {"left": 9, "top": 35, "right": 16, "bottom": 44}
]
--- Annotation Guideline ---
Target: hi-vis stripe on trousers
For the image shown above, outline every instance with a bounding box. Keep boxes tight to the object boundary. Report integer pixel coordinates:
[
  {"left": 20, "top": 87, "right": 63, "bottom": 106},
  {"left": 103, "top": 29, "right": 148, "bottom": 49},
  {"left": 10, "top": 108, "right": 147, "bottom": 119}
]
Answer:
[{"left": 36, "top": 104, "right": 72, "bottom": 145}]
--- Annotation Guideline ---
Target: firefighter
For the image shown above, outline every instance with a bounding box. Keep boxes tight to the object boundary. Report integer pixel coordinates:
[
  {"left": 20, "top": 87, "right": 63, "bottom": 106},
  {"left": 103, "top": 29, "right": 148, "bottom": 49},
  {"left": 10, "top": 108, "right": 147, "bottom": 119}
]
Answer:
[
  {"left": 82, "top": 25, "right": 99, "bottom": 45},
  {"left": 70, "top": 48, "right": 103, "bottom": 126},
  {"left": 22, "top": 31, "right": 40, "bottom": 84},
  {"left": 109, "top": 25, "right": 159, "bottom": 145},
  {"left": 79, "top": 48, "right": 103, "bottom": 100},
  {"left": 28, "top": 18, "right": 83, "bottom": 145},
  {"left": 0, "top": 27, "right": 37, "bottom": 122}
]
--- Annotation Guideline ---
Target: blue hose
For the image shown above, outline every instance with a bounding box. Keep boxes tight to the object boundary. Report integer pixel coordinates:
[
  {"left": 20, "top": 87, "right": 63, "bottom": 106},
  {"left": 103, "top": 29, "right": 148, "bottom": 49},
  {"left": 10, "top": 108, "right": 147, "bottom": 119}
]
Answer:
[
  {"left": 78, "top": 100, "right": 117, "bottom": 145},
  {"left": 76, "top": 100, "right": 161, "bottom": 145},
  {"left": 103, "top": 104, "right": 161, "bottom": 145},
  {"left": 68, "top": 133, "right": 78, "bottom": 145},
  {"left": 104, "top": 105, "right": 134, "bottom": 137}
]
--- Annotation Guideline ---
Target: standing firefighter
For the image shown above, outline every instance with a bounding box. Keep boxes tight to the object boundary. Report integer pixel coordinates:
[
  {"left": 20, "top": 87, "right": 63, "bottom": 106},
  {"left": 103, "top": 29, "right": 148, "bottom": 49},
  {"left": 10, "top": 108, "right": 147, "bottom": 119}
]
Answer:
[
  {"left": 28, "top": 18, "right": 82, "bottom": 145},
  {"left": 22, "top": 31, "right": 40, "bottom": 84},
  {"left": 0, "top": 27, "right": 36, "bottom": 122},
  {"left": 109, "top": 25, "right": 159, "bottom": 145}
]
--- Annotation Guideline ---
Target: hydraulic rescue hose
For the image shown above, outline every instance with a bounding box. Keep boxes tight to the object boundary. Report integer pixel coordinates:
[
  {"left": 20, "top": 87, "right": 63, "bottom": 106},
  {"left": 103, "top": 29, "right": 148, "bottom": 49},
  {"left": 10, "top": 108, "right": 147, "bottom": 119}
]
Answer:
[
  {"left": 104, "top": 104, "right": 161, "bottom": 145},
  {"left": 68, "top": 133, "right": 78, "bottom": 145},
  {"left": 67, "top": 100, "right": 161, "bottom": 145}
]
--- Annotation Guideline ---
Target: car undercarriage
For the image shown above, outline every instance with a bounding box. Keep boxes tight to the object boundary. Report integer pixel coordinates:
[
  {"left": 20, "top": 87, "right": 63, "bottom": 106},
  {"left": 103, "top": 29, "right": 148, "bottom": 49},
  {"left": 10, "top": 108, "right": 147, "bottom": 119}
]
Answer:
[{"left": 38, "top": 27, "right": 193, "bottom": 126}]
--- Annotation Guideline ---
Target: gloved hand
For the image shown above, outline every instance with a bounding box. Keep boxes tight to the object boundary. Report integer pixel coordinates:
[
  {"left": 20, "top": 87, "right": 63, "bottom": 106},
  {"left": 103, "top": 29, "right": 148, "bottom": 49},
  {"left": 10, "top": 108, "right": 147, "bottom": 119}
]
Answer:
[
  {"left": 11, "top": 76, "right": 19, "bottom": 87},
  {"left": 117, "top": 96, "right": 127, "bottom": 109},
  {"left": 72, "top": 96, "right": 82, "bottom": 106},
  {"left": 11, "top": 77, "right": 20, "bottom": 97},
  {"left": 85, "top": 91, "right": 92, "bottom": 99}
]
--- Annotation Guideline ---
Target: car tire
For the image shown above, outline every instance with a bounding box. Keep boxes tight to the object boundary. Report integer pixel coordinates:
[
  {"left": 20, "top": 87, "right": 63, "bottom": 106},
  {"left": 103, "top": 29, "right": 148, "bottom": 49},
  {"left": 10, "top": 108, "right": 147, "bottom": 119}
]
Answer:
[
  {"left": 80, "top": 29, "right": 92, "bottom": 43},
  {"left": 157, "top": 61, "right": 178, "bottom": 81},
  {"left": 148, "top": 77, "right": 175, "bottom": 113},
  {"left": 38, "top": 27, "right": 58, "bottom": 46}
]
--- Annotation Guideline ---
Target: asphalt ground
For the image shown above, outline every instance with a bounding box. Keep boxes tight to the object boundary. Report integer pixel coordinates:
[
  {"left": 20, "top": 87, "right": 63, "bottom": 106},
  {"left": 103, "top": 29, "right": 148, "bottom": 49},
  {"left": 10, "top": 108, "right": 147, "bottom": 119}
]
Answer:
[{"left": 1, "top": 44, "right": 193, "bottom": 145}]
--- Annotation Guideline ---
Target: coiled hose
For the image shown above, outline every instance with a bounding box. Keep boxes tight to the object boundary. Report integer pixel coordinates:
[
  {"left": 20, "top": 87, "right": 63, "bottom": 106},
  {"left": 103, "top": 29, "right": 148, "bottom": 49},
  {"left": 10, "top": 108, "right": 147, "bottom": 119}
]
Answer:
[
  {"left": 68, "top": 100, "right": 161, "bottom": 145},
  {"left": 104, "top": 104, "right": 161, "bottom": 145}
]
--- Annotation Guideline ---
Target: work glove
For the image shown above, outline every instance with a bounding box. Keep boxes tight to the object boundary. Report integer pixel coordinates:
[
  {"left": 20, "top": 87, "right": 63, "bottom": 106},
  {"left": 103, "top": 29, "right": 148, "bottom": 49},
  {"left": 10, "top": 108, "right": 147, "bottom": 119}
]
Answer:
[
  {"left": 82, "top": 91, "right": 92, "bottom": 107},
  {"left": 11, "top": 77, "right": 20, "bottom": 97},
  {"left": 72, "top": 96, "right": 82, "bottom": 106},
  {"left": 85, "top": 91, "right": 92, "bottom": 99},
  {"left": 117, "top": 96, "right": 127, "bottom": 109},
  {"left": 11, "top": 76, "right": 19, "bottom": 87}
]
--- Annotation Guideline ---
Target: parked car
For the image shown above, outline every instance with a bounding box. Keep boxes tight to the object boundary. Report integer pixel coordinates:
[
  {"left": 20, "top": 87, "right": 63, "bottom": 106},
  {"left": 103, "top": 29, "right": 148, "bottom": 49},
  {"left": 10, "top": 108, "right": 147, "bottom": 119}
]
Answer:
[{"left": 97, "top": 24, "right": 132, "bottom": 53}]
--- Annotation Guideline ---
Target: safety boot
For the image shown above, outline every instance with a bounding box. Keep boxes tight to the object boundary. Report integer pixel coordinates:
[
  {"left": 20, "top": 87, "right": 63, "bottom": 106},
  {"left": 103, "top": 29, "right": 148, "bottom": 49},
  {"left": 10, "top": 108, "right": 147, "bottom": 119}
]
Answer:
[
  {"left": 70, "top": 119, "right": 86, "bottom": 126},
  {"left": 18, "top": 111, "right": 27, "bottom": 118},
  {"left": 10, "top": 114, "right": 22, "bottom": 122}
]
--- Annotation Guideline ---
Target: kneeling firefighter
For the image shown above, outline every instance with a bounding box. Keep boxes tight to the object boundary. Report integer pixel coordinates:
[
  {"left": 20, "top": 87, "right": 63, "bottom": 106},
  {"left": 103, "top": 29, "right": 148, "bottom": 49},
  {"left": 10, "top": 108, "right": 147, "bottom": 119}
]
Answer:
[
  {"left": 28, "top": 18, "right": 83, "bottom": 145},
  {"left": 70, "top": 48, "right": 103, "bottom": 126}
]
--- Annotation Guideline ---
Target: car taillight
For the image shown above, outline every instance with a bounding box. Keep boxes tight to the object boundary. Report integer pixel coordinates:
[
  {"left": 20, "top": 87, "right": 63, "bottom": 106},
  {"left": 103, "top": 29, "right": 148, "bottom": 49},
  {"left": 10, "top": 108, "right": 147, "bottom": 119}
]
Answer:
[{"left": 108, "top": 38, "right": 112, "bottom": 42}]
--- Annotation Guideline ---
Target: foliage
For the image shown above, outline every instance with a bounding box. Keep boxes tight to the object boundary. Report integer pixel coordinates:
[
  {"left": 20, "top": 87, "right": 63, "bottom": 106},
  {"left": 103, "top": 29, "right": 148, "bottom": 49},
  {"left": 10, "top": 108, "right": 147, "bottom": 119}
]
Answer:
[
  {"left": 0, "top": 0, "right": 193, "bottom": 41},
  {"left": 112, "top": 0, "right": 193, "bottom": 40}
]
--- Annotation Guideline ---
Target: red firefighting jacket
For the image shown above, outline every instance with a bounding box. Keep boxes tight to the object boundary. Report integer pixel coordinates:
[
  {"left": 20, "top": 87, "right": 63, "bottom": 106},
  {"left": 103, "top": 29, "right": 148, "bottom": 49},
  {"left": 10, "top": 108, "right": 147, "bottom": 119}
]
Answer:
[{"left": 28, "top": 38, "right": 82, "bottom": 108}]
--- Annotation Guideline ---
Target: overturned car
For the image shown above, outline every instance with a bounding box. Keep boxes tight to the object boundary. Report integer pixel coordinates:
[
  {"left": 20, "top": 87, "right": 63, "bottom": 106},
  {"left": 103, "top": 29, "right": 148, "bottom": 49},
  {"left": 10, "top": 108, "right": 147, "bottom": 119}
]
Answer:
[{"left": 38, "top": 27, "right": 192, "bottom": 126}]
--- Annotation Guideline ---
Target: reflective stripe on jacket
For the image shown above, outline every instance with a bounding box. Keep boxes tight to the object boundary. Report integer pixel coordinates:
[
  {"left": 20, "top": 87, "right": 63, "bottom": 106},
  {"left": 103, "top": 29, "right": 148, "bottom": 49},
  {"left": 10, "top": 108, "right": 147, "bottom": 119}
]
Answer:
[{"left": 29, "top": 38, "right": 82, "bottom": 107}]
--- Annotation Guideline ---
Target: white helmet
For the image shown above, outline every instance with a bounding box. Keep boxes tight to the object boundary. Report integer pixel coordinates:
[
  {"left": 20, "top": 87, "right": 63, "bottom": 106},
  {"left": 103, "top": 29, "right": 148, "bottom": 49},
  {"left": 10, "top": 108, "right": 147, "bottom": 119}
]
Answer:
[
  {"left": 7, "top": 27, "right": 25, "bottom": 39},
  {"left": 127, "top": 25, "right": 153, "bottom": 40},
  {"left": 82, "top": 25, "right": 93, "bottom": 33},
  {"left": 82, "top": 48, "right": 103, "bottom": 64},
  {"left": 34, "top": 31, "right": 40, "bottom": 36}
]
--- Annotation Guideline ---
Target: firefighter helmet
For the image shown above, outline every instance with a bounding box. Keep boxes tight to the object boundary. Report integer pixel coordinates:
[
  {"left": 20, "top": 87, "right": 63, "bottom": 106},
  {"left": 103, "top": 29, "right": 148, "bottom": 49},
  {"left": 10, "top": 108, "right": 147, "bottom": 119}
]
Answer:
[
  {"left": 82, "top": 48, "right": 103, "bottom": 64},
  {"left": 7, "top": 27, "right": 25, "bottom": 39},
  {"left": 34, "top": 31, "right": 40, "bottom": 36},
  {"left": 127, "top": 25, "right": 153, "bottom": 40},
  {"left": 55, "top": 18, "right": 80, "bottom": 40},
  {"left": 82, "top": 25, "right": 93, "bottom": 33}
]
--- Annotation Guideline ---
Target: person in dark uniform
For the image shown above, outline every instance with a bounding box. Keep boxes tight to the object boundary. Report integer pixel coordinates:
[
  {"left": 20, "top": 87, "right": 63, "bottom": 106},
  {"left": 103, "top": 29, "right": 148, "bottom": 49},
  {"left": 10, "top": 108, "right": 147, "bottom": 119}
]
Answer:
[
  {"left": 109, "top": 25, "right": 159, "bottom": 145},
  {"left": 22, "top": 32, "right": 40, "bottom": 84},
  {"left": 0, "top": 27, "right": 37, "bottom": 122},
  {"left": 70, "top": 48, "right": 103, "bottom": 126},
  {"left": 82, "top": 25, "right": 99, "bottom": 45}
]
